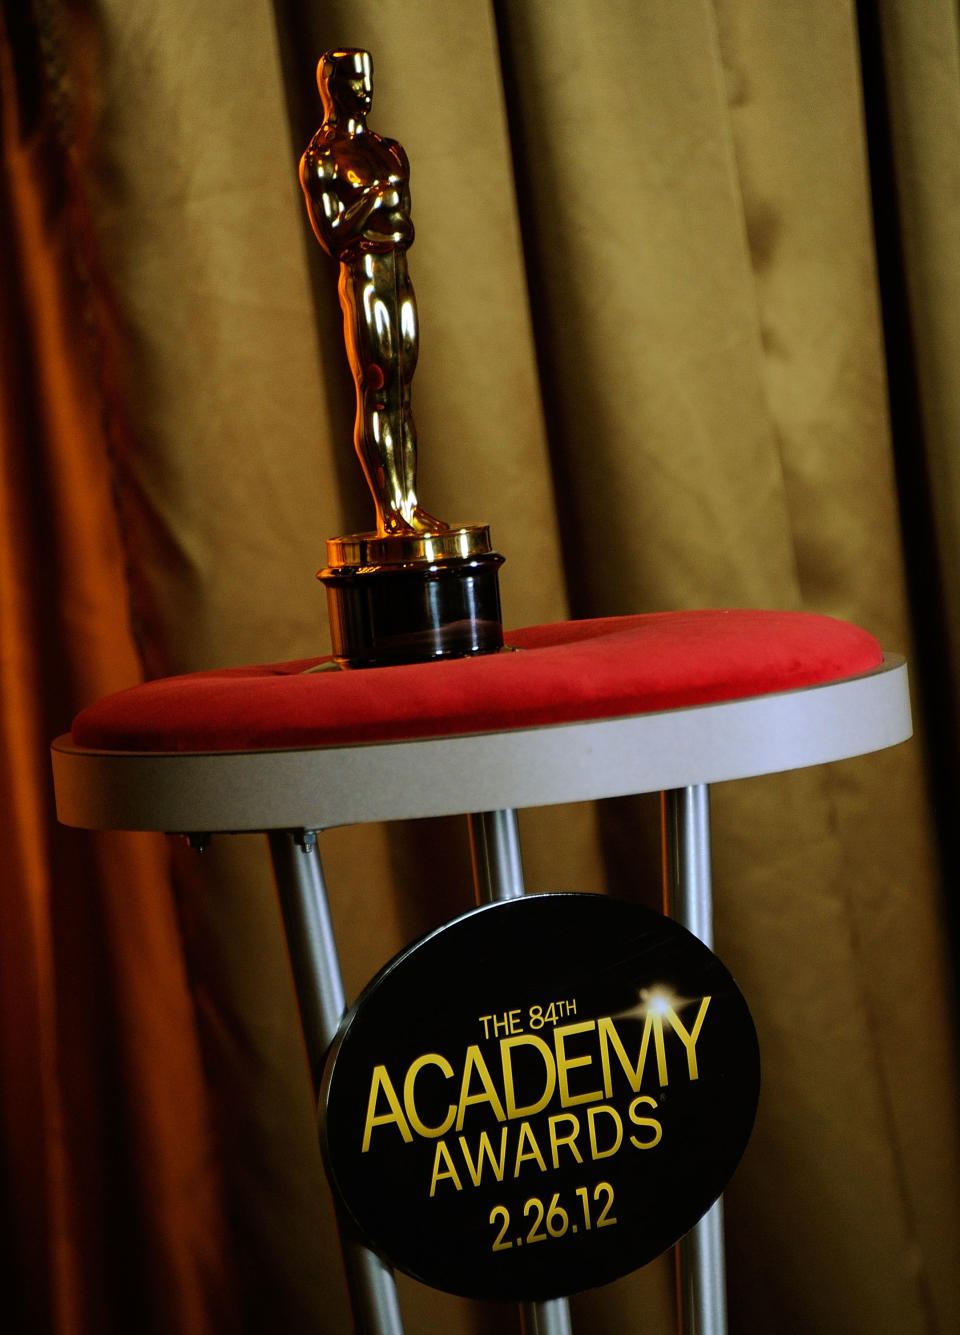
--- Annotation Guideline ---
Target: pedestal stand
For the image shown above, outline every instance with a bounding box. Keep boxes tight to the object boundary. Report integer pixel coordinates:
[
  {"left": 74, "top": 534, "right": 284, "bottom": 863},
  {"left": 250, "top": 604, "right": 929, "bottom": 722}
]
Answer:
[
  {"left": 52, "top": 609, "right": 913, "bottom": 1335},
  {"left": 320, "top": 526, "right": 504, "bottom": 668}
]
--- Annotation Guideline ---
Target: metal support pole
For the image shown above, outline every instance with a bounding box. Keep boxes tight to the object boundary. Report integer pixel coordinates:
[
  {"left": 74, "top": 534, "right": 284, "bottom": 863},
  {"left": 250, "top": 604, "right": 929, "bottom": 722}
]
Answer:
[
  {"left": 468, "top": 808, "right": 526, "bottom": 902},
  {"left": 518, "top": 1302, "right": 574, "bottom": 1335},
  {"left": 268, "top": 830, "right": 405, "bottom": 1335},
  {"left": 466, "top": 811, "right": 573, "bottom": 1335},
  {"left": 661, "top": 787, "right": 727, "bottom": 1335}
]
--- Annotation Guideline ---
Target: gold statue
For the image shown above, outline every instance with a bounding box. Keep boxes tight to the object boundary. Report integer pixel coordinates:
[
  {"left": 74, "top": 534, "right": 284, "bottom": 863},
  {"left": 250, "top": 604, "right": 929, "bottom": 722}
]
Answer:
[{"left": 300, "top": 48, "right": 447, "bottom": 537}]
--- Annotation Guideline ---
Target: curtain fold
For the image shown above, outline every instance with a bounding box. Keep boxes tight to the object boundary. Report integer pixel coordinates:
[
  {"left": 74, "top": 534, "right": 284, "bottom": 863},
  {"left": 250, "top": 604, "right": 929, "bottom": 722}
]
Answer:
[
  {"left": 870, "top": 0, "right": 960, "bottom": 693},
  {"left": 1, "top": 7, "right": 239, "bottom": 1331},
  {"left": 2, "top": 1, "right": 959, "bottom": 1332},
  {"left": 858, "top": 0, "right": 960, "bottom": 960}
]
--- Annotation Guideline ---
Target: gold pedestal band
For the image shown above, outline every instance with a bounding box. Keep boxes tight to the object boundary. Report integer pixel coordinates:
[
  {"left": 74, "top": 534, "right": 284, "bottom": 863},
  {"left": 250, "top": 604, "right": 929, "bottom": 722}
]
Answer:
[{"left": 325, "top": 524, "right": 493, "bottom": 570}]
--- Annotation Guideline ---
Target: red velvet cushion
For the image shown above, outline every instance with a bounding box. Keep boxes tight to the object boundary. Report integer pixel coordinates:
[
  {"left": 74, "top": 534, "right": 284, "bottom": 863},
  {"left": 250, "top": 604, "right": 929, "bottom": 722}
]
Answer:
[{"left": 70, "top": 610, "right": 884, "bottom": 753}]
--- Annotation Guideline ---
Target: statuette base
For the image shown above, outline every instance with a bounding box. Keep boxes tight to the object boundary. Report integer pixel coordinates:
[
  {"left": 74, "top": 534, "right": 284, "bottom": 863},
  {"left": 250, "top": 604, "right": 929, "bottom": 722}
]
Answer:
[{"left": 319, "top": 525, "right": 504, "bottom": 669}]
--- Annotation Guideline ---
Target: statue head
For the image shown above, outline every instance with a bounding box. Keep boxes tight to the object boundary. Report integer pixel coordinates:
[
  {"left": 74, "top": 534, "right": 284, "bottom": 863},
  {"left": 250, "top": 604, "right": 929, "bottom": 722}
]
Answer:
[{"left": 318, "top": 49, "right": 373, "bottom": 122}]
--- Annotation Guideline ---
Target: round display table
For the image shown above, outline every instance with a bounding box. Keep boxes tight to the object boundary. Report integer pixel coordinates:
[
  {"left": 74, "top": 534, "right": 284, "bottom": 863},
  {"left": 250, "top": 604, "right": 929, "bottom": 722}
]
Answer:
[{"left": 51, "top": 610, "right": 912, "bottom": 1335}]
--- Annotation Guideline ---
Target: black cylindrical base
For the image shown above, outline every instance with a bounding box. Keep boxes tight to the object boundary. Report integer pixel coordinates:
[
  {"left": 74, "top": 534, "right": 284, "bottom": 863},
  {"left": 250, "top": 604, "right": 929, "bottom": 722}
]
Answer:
[{"left": 320, "top": 550, "right": 504, "bottom": 668}]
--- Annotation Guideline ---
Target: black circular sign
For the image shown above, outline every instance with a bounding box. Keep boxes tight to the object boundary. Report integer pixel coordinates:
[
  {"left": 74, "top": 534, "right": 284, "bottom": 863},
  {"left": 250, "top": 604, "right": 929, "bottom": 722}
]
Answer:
[{"left": 321, "top": 894, "right": 759, "bottom": 1301}]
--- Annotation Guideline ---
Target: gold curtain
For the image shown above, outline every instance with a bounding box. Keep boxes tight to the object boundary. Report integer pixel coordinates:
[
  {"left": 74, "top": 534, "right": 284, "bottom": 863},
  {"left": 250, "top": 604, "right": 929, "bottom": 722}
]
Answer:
[{"left": 2, "top": 1, "right": 959, "bottom": 1331}]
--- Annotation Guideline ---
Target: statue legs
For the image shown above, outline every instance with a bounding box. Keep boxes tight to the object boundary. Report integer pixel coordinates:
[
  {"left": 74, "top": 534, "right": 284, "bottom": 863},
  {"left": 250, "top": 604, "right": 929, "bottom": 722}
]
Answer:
[{"left": 339, "top": 254, "right": 445, "bottom": 536}]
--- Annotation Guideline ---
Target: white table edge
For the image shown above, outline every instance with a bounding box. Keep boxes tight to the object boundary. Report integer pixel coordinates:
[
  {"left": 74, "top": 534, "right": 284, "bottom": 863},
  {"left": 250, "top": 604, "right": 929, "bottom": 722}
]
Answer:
[{"left": 50, "top": 655, "right": 912, "bottom": 833}]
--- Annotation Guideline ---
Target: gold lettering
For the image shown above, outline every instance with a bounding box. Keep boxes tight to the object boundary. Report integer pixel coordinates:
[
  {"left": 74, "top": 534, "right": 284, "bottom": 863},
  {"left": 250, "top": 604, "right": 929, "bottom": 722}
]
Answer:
[
  {"left": 628, "top": 1094, "right": 663, "bottom": 1148},
  {"left": 554, "top": 1020, "right": 603, "bottom": 1107},
  {"left": 428, "top": 1139, "right": 463, "bottom": 1195},
  {"left": 587, "top": 1104, "right": 623, "bottom": 1159},
  {"left": 513, "top": 1120, "right": 548, "bottom": 1175},
  {"left": 501, "top": 1034, "right": 556, "bottom": 1118},
  {"left": 652, "top": 1012, "right": 668, "bottom": 1086},
  {"left": 665, "top": 998, "right": 711, "bottom": 1080},
  {"left": 547, "top": 1113, "right": 584, "bottom": 1169},
  {"left": 458, "top": 1128, "right": 510, "bottom": 1186},
  {"left": 403, "top": 1053, "right": 456, "bottom": 1139},
  {"left": 456, "top": 1045, "right": 506, "bottom": 1131},
  {"left": 361, "top": 1066, "right": 413, "bottom": 1153},
  {"left": 598, "top": 1015, "right": 662, "bottom": 1095}
]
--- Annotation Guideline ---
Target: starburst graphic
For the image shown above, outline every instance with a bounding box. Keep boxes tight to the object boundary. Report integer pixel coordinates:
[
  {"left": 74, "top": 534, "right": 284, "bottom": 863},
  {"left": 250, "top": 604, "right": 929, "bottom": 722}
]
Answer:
[{"left": 611, "top": 985, "right": 701, "bottom": 1024}]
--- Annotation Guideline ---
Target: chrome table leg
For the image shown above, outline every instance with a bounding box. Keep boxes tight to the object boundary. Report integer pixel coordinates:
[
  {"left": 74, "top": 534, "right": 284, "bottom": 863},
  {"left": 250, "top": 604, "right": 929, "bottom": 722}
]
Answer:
[
  {"left": 268, "top": 830, "right": 404, "bottom": 1335},
  {"left": 467, "top": 810, "right": 574, "bottom": 1335},
  {"left": 661, "top": 787, "right": 728, "bottom": 1335}
]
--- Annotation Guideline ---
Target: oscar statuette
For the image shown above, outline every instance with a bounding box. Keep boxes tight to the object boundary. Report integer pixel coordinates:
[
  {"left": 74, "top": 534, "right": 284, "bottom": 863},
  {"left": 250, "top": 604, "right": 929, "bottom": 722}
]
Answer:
[{"left": 300, "top": 48, "right": 504, "bottom": 667}]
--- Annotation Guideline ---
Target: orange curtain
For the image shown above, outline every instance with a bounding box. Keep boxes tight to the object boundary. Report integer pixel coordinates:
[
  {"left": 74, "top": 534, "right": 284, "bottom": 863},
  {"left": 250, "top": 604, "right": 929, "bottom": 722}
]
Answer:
[
  {"left": 2, "top": 2, "right": 960, "bottom": 1333},
  {"left": 0, "top": 10, "right": 236, "bottom": 1332}
]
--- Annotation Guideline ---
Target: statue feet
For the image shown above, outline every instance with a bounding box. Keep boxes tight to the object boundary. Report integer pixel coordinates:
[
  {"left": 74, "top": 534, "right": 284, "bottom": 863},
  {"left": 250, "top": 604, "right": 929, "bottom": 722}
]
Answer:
[
  {"left": 409, "top": 505, "right": 450, "bottom": 534},
  {"left": 378, "top": 505, "right": 450, "bottom": 537}
]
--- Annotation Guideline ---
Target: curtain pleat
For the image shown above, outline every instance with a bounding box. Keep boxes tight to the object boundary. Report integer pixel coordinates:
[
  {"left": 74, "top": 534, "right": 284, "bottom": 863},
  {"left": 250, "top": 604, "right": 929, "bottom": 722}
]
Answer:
[
  {"left": 2, "top": 1, "right": 959, "bottom": 1332},
  {"left": 1, "top": 8, "right": 238, "bottom": 1332},
  {"left": 870, "top": 0, "right": 960, "bottom": 701}
]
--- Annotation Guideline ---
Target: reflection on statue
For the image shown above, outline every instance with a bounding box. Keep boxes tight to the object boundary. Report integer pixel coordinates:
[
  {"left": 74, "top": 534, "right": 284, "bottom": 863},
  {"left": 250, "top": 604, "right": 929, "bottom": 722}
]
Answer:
[{"left": 300, "top": 48, "right": 447, "bottom": 537}]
